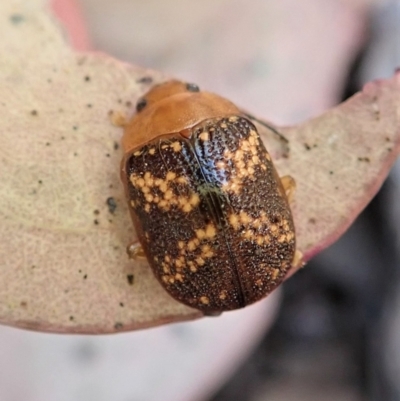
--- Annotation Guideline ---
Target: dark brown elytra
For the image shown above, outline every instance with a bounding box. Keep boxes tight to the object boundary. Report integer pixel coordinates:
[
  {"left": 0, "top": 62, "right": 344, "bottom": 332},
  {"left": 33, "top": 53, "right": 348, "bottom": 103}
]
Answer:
[{"left": 120, "top": 81, "right": 296, "bottom": 313}]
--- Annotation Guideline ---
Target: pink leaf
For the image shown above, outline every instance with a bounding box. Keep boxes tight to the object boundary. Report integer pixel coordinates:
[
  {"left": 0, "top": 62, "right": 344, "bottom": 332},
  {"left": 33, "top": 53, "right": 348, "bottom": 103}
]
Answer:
[{"left": 0, "top": 1, "right": 398, "bottom": 334}]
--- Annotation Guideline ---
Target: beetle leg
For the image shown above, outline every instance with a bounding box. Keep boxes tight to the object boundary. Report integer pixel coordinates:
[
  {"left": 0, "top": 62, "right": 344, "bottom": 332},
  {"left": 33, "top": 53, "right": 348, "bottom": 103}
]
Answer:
[
  {"left": 126, "top": 241, "right": 146, "bottom": 259},
  {"left": 280, "top": 175, "right": 296, "bottom": 203}
]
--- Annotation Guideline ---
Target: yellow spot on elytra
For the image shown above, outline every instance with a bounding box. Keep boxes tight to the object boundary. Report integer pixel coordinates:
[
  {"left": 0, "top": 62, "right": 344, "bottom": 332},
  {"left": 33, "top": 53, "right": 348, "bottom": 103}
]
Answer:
[
  {"left": 136, "top": 177, "right": 145, "bottom": 187},
  {"left": 149, "top": 148, "right": 156, "bottom": 155},
  {"left": 271, "top": 269, "right": 280, "bottom": 280},
  {"left": 195, "top": 257, "right": 205, "bottom": 266},
  {"left": 229, "top": 214, "right": 240, "bottom": 229},
  {"left": 229, "top": 116, "right": 238, "bottom": 122},
  {"left": 175, "top": 273, "right": 184, "bottom": 282},
  {"left": 216, "top": 161, "right": 225, "bottom": 169},
  {"left": 188, "top": 241, "right": 196, "bottom": 252},
  {"left": 240, "top": 211, "right": 251, "bottom": 224},
  {"left": 171, "top": 142, "right": 182, "bottom": 152},
  {"left": 145, "top": 194, "right": 153, "bottom": 202},
  {"left": 199, "top": 131, "right": 210, "bottom": 141},
  {"left": 255, "top": 279, "right": 263, "bottom": 287},
  {"left": 200, "top": 296, "right": 209, "bottom": 305},
  {"left": 159, "top": 181, "right": 168, "bottom": 193},
  {"left": 166, "top": 171, "right": 176, "bottom": 181},
  {"left": 168, "top": 277, "right": 175, "bottom": 284},
  {"left": 164, "top": 189, "right": 173, "bottom": 200},
  {"left": 159, "top": 200, "right": 168, "bottom": 209},
  {"left": 278, "top": 234, "right": 287, "bottom": 243},
  {"left": 196, "top": 229, "right": 206, "bottom": 240},
  {"left": 165, "top": 255, "right": 171, "bottom": 262},
  {"left": 219, "top": 290, "right": 227, "bottom": 300},
  {"left": 130, "top": 200, "right": 136, "bottom": 208},
  {"left": 220, "top": 123, "right": 227, "bottom": 129},
  {"left": 244, "top": 230, "right": 253, "bottom": 239},
  {"left": 189, "top": 262, "right": 197, "bottom": 272},
  {"left": 162, "top": 275, "right": 169, "bottom": 283},
  {"left": 189, "top": 193, "right": 200, "bottom": 207},
  {"left": 205, "top": 224, "right": 216, "bottom": 238},
  {"left": 177, "top": 176, "right": 187, "bottom": 184},
  {"left": 134, "top": 150, "right": 142, "bottom": 156},
  {"left": 175, "top": 259, "right": 183, "bottom": 269},
  {"left": 144, "top": 204, "right": 150, "bottom": 213},
  {"left": 178, "top": 241, "right": 184, "bottom": 249},
  {"left": 182, "top": 203, "right": 192, "bottom": 213},
  {"left": 142, "top": 186, "right": 150, "bottom": 194}
]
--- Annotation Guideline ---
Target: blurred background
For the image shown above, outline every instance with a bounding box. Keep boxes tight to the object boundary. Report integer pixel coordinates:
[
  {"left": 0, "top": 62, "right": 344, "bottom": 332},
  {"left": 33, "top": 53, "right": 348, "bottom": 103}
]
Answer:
[{"left": 1, "top": 0, "right": 400, "bottom": 400}]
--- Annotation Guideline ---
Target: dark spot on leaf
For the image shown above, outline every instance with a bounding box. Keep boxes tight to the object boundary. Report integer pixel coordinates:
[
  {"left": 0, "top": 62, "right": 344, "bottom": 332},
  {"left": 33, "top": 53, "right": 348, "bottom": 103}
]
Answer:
[
  {"left": 20, "top": 301, "right": 27, "bottom": 308},
  {"left": 358, "top": 157, "right": 370, "bottom": 162},
  {"left": 31, "top": 265, "right": 36, "bottom": 269},
  {"left": 38, "top": 180, "right": 42, "bottom": 184},
  {"left": 31, "top": 110, "right": 38, "bottom": 116},
  {"left": 94, "top": 219, "right": 99, "bottom": 225},
  {"left": 125, "top": 101, "right": 132, "bottom": 107},
  {"left": 114, "top": 141, "right": 119, "bottom": 150},
  {"left": 119, "top": 302, "right": 124, "bottom": 307},
  {"left": 61, "top": 136, "right": 65, "bottom": 140},
  {"left": 136, "top": 76, "right": 153, "bottom": 84},
  {"left": 10, "top": 14, "right": 24, "bottom": 24},
  {"left": 87, "top": 104, "right": 92, "bottom": 108},
  {"left": 329, "top": 171, "right": 334, "bottom": 175},
  {"left": 105, "top": 153, "right": 110, "bottom": 157},
  {"left": 304, "top": 143, "right": 311, "bottom": 150},
  {"left": 73, "top": 125, "right": 78, "bottom": 130},
  {"left": 78, "top": 269, "right": 82, "bottom": 273},
  {"left": 117, "top": 98, "right": 122, "bottom": 104},
  {"left": 93, "top": 209, "right": 100, "bottom": 215},
  {"left": 46, "top": 142, "right": 50, "bottom": 146},
  {"left": 73, "top": 152, "right": 78, "bottom": 156},
  {"left": 127, "top": 274, "right": 134, "bottom": 285},
  {"left": 84, "top": 75, "right": 91, "bottom": 82},
  {"left": 106, "top": 197, "right": 117, "bottom": 214},
  {"left": 69, "top": 316, "right": 74, "bottom": 321},
  {"left": 114, "top": 322, "right": 124, "bottom": 330},
  {"left": 83, "top": 274, "right": 87, "bottom": 280},
  {"left": 309, "top": 218, "right": 316, "bottom": 224}
]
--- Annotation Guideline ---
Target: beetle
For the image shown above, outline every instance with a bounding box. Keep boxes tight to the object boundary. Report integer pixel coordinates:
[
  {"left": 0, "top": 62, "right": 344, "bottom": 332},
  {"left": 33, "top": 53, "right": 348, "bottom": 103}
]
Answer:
[{"left": 120, "top": 80, "right": 296, "bottom": 314}]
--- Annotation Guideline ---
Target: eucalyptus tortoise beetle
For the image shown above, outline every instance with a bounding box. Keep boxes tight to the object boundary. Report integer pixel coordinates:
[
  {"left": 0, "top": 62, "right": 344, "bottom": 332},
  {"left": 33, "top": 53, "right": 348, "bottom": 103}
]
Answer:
[{"left": 120, "top": 80, "right": 296, "bottom": 314}]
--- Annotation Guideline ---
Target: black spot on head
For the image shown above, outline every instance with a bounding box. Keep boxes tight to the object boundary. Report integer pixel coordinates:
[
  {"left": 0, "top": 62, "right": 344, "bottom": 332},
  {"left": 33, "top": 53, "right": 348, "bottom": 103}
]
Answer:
[
  {"left": 127, "top": 274, "right": 134, "bottom": 285},
  {"left": 186, "top": 82, "right": 200, "bottom": 92},
  {"left": 136, "top": 98, "right": 147, "bottom": 112}
]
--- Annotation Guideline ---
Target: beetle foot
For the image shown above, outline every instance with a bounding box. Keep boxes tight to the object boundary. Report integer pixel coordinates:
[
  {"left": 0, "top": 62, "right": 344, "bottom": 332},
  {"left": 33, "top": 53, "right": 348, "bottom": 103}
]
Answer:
[
  {"left": 126, "top": 242, "right": 146, "bottom": 260},
  {"left": 280, "top": 175, "right": 296, "bottom": 203}
]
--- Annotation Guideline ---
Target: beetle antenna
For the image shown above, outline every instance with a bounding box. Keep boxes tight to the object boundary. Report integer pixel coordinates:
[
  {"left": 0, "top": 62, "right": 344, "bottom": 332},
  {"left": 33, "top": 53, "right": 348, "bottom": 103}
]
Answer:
[{"left": 242, "top": 112, "right": 289, "bottom": 144}]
